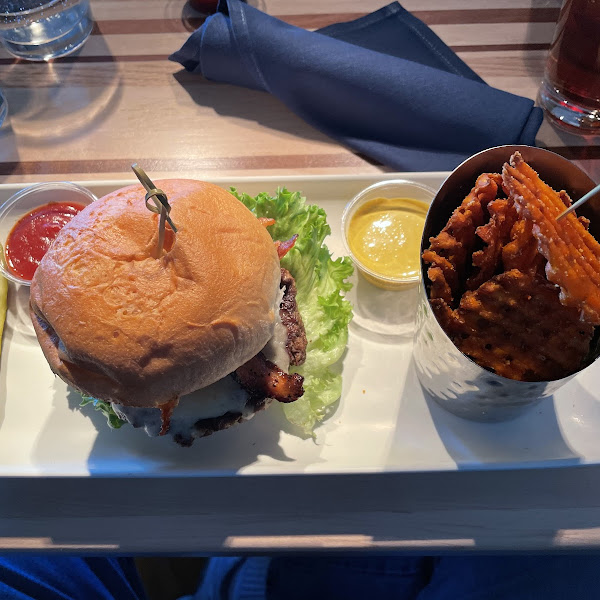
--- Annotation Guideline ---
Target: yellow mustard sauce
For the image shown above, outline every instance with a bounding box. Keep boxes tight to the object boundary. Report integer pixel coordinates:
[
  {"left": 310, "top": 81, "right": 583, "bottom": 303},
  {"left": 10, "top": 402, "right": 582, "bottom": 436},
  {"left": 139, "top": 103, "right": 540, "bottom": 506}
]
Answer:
[{"left": 347, "top": 197, "right": 428, "bottom": 280}]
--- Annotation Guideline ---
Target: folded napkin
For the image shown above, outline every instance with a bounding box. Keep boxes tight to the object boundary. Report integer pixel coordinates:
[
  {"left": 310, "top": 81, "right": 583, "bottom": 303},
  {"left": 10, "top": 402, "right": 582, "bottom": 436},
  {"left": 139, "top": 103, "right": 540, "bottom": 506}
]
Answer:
[{"left": 170, "top": 0, "right": 543, "bottom": 171}]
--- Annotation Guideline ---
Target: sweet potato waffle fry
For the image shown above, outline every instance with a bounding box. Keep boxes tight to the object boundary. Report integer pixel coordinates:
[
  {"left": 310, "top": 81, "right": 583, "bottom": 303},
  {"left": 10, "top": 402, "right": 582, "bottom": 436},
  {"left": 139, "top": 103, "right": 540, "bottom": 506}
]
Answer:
[
  {"left": 502, "top": 218, "right": 546, "bottom": 276},
  {"left": 453, "top": 270, "right": 594, "bottom": 381},
  {"left": 423, "top": 151, "right": 600, "bottom": 382},
  {"left": 467, "top": 197, "right": 519, "bottom": 291},
  {"left": 503, "top": 153, "right": 600, "bottom": 325},
  {"left": 422, "top": 173, "right": 502, "bottom": 305}
]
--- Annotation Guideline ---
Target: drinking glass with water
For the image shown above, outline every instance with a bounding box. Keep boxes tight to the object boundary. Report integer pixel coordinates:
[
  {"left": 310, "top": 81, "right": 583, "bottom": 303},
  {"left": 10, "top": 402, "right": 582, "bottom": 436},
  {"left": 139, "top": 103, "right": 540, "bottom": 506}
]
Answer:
[{"left": 0, "top": 0, "right": 93, "bottom": 61}]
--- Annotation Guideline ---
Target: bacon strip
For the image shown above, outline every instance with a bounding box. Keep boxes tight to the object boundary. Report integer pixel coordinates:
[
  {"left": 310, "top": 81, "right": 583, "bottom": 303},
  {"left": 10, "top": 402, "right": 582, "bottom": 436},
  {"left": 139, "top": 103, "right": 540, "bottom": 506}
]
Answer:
[
  {"left": 275, "top": 234, "right": 298, "bottom": 259},
  {"left": 159, "top": 397, "right": 178, "bottom": 436},
  {"left": 234, "top": 353, "right": 304, "bottom": 403},
  {"left": 256, "top": 216, "right": 298, "bottom": 259}
]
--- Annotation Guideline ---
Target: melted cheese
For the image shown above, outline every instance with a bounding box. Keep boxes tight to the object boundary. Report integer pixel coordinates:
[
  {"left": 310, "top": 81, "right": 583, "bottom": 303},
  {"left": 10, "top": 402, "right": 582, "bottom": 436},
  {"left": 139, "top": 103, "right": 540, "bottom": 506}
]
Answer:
[
  {"left": 113, "top": 293, "right": 290, "bottom": 438},
  {"left": 262, "top": 288, "right": 289, "bottom": 372},
  {"left": 113, "top": 376, "right": 251, "bottom": 438}
]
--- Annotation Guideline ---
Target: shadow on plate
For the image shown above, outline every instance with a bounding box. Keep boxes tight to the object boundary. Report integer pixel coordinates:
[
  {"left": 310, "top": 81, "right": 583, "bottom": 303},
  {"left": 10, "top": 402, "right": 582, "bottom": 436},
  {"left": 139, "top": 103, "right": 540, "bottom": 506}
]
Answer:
[
  {"left": 1, "top": 283, "right": 38, "bottom": 430},
  {"left": 0, "top": 330, "right": 7, "bottom": 431},
  {"left": 7, "top": 285, "right": 37, "bottom": 340},
  {"left": 29, "top": 383, "right": 303, "bottom": 475},
  {"left": 550, "top": 376, "right": 600, "bottom": 455},
  {"left": 390, "top": 357, "right": 581, "bottom": 470},
  {"left": 347, "top": 273, "right": 418, "bottom": 341},
  {"left": 85, "top": 388, "right": 299, "bottom": 473}
]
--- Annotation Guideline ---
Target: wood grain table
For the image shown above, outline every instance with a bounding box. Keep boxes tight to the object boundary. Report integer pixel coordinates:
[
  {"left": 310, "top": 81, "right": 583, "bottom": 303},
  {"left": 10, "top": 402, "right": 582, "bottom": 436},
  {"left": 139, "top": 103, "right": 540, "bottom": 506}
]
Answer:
[
  {"left": 1, "top": 0, "right": 599, "bottom": 185},
  {"left": 2, "top": 0, "right": 600, "bottom": 554}
]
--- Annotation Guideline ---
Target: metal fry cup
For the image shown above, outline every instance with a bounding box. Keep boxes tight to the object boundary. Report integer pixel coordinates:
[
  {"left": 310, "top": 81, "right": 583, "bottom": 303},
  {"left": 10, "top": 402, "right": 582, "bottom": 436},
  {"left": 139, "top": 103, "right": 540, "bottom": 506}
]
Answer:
[{"left": 413, "top": 145, "right": 600, "bottom": 422}]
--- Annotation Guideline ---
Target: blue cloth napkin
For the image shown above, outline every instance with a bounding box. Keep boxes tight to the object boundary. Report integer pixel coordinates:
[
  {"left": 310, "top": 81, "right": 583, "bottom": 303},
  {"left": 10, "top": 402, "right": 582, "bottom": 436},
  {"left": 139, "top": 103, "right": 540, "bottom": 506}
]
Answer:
[{"left": 170, "top": 0, "right": 543, "bottom": 171}]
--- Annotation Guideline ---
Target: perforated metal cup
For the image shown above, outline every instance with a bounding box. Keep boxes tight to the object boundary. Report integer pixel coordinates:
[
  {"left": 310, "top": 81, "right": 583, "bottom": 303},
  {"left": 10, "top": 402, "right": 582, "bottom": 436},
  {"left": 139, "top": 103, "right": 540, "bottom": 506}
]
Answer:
[{"left": 413, "top": 145, "right": 600, "bottom": 422}]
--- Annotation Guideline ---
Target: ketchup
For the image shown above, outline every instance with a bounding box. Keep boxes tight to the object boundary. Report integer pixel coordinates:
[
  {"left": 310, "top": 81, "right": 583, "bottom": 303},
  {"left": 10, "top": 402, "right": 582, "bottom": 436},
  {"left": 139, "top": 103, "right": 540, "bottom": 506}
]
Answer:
[{"left": 4, "top": 202, "right": 85, "bottom": 281}]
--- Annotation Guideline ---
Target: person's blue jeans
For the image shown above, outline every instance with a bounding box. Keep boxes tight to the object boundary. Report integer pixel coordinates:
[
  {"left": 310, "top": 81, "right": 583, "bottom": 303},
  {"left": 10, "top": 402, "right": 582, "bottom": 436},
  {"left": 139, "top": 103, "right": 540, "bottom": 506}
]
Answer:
[
  {"left": 0, "top": 556, "right": 146, "bottom": 599},
  {"left": 193, "top": 555, "right": 600, "bottom": 600},
  {"left": 1, "top": 554, "right": 600, "bottom": 599}
]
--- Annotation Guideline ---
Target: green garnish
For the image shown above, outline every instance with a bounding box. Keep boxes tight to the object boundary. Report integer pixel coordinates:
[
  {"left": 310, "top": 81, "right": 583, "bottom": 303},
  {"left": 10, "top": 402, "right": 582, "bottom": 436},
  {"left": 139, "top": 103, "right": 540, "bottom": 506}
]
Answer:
[
  {"left": 233, "top": 187, "right": 354, "bottom": 434},
  {"left": 80, "top": 394, "right": 126, "bottom": 429}
]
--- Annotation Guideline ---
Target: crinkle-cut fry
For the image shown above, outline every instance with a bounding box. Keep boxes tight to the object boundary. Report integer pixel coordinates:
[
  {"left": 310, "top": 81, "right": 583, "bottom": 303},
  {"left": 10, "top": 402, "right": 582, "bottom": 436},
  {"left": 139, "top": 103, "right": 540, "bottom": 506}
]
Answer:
[
  {"left": 467, "top": 197, "right": 518, "bottom": 290},
  {"left": 503, "top": 152, "right": 600, "bottom": 324},
  {"left": 453, "top": 270, "right": 594, "bottom": 382},
  {"left": 423, "top": 173, "right": 502, "bottom": 305},
  {"left": 502, "top": 218, "right": 546, "bottom": 275}
]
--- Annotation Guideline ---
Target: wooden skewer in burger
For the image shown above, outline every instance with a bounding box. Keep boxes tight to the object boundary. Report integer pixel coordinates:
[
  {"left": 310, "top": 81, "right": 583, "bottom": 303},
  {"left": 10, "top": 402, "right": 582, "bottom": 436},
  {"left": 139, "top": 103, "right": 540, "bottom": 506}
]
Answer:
[
  {"left": 29, "top": 166, "right": 307, "bottom": 446},
  {"left": 131, "top": 163, "right": 179, "bottom": 258}
]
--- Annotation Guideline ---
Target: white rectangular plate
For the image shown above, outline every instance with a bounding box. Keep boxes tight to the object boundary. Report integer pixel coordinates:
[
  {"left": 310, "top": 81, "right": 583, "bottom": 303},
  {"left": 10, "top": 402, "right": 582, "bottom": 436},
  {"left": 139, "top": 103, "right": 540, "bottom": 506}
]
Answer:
[{"left": 1, "top": 172, "right": 600, "bottom": 477}]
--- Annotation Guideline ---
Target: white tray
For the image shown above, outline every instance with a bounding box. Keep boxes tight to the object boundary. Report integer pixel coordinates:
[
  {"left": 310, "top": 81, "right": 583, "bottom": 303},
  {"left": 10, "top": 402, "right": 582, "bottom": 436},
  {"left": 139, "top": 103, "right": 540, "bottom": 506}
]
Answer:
[{"left": 2, "top": 172, "right": 600, "bottom": 478}]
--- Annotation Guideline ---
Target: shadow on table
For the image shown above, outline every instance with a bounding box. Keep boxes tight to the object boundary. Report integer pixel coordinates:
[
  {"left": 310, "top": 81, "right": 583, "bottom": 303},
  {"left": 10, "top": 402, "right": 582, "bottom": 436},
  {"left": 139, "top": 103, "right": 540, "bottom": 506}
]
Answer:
[
  {"left": 0, "top": 35, "right": 121, "bottom": 147},
  {"left": 172, "top": 70, "right": 336, "bottom": 145},
  {"left": 0, "top": 121, "right": 20, "bottom": 178}
]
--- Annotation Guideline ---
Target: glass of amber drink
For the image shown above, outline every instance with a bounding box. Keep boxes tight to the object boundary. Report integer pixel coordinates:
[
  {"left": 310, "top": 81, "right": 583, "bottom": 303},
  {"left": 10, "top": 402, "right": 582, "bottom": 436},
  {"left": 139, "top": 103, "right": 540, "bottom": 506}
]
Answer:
[{"left": 538, "top": 0, "right": 600, "bottom": 132}]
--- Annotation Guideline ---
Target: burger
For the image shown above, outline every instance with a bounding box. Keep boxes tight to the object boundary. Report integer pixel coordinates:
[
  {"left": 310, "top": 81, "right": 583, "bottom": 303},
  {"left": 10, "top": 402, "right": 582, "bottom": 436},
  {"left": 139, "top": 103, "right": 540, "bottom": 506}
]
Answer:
[{"left": 29, "top": 179, "right": 353, "bottom": 445}]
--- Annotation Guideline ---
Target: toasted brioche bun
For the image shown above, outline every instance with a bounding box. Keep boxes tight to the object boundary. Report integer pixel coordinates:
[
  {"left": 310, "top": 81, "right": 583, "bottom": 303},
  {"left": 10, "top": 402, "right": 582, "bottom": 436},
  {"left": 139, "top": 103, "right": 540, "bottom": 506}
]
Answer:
[{"left": 30, "top": 179, "right": 281, "bottom": 408}]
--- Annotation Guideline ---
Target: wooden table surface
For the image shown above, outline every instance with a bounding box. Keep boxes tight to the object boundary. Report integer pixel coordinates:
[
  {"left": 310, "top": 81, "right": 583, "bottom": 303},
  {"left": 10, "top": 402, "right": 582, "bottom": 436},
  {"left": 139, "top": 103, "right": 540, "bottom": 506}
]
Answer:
[
  {"left": 0, "top": 0, "right": 599, "bottom": 185},
  {"left": 2, "top": 0, "right": 600, "bottom": 554}
]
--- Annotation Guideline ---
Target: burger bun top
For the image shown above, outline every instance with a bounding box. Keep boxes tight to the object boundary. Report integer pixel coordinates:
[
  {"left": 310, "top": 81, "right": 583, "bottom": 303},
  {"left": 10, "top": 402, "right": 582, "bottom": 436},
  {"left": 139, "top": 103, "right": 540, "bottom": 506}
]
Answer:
[{"left": 29, "top": 179, "right": 281, "bottom": 408}]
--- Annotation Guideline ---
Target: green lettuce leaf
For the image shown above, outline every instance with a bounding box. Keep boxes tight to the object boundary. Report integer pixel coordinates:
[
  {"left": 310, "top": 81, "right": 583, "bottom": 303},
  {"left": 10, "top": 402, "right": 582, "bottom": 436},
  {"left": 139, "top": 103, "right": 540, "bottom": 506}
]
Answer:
[
  {"left": 232, "top": 187, "right": 354, "bottom": 434},
  {"left": 80, "top": 394, "right": 126, "bottom": 429}
]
